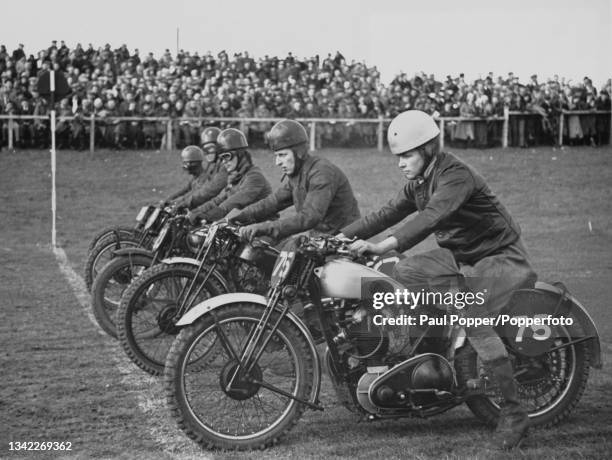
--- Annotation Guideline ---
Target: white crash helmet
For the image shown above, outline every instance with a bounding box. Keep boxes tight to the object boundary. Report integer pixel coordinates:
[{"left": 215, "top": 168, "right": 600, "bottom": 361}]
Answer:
[{"left": 387, "top": 110, "right": 440, "bottom": 154}]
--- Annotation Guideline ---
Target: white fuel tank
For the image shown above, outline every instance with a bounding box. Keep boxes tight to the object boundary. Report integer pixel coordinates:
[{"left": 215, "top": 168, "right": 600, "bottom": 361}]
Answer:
[{"left": 314, "top": 258, "right": 404, "bottom": 299}]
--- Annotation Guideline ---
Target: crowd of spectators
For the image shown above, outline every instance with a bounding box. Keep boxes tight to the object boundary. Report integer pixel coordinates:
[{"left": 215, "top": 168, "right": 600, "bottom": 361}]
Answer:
[{"left": 0, "top": 41, "right": 610, "bottom": 150}]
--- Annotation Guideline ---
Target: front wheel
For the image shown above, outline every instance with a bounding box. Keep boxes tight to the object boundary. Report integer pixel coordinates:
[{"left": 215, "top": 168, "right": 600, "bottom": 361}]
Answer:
[
  {"left": 84, "top": 232, "right": 145, "bottom": 291},
  {"left": 90, "top": 254, "right": 153, "bottom": 338},
  {"left": 456, "top": 327, "right": 591, "bottom": 428},
  {"left": 87, "top": 225, "right": 138, "bottom": 252},
  {"left": 164, "top": 302, "right": 315, "bottom": 450},
  {"left": 117, "top": 263, "right": 226, "bottom": 375}
]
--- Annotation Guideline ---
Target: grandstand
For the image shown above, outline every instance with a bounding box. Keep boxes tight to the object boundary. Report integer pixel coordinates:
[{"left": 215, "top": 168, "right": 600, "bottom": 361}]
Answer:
[{"left": 0, "top": 42, "right": 610, "bottom": 150}]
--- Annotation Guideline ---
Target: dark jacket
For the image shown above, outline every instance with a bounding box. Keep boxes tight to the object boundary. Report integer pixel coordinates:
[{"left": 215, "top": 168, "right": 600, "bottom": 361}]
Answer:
[
  {"left": 175, "top": 159, "right": 228, "bottom": 209},
  {"left": 193, "top": 163, "right": 272, "bottom": 221},
  {"left": 341, "top": 152, "right": 521, "bottom": 264},
  {"left": 168, "top": 169, "right": 209, "bottom": 202},
  {"left": 234, "top": 154, "right": 361, "bottom": 239}
]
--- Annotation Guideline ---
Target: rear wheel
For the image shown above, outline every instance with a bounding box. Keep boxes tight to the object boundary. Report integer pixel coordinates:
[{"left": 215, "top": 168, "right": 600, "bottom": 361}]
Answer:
[
  {"left": 117, "top": 263, "right": 226, "bottom": 375},
  {"left": 84, "top": 232, "right": 144, "bottom": 291},
  {"left": 164, "top": 302, "right": 315, "bottom": 450},
  {"left": 456, "top": 327, "right": 591, "bottom": 428},
  {"left": 90, "top": 254, "right": 152, "bottom": 338}
]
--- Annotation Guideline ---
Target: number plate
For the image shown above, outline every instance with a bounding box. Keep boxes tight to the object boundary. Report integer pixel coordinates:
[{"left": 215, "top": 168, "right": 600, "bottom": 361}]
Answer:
[
  {"left": 152, "top": 225, "right": 169, "bottom": 252},
  {"left": 204, "top": 223, "right": 218, "bottom": 247},
  {"left": 270, "top": 250, "right": 296, "bottom": 288},
  {"left": 135, "top": 205, "right": 151, "bottom": 223},
  {"left": 502, "top": 291, "right": 558, "bottom": 356}
]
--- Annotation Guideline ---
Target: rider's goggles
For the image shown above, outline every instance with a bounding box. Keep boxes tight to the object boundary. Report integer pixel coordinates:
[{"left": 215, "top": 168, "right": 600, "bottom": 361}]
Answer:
[{"left": 219, "top": 151, "right": 235, "bottom": 163}]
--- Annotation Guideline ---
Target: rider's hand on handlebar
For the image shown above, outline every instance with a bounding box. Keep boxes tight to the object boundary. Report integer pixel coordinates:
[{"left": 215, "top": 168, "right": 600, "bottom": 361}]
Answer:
[
  {"left": 239, "top": 223, "right": 268, "bottom": 242},
  {"left": 335, "top": 233, "right": 356, "bottom": 244},
  {"left": 186, "top": 210, "right": 201, "bottom": 226},
  {"left": 349, "top": 239, "right": 383, "bottom": 257}
]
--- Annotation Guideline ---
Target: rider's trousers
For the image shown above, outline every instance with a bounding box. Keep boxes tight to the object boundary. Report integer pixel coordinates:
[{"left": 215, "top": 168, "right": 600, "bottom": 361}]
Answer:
[{"left": 392, "top": 239, "right": 537, "bottom": 362}]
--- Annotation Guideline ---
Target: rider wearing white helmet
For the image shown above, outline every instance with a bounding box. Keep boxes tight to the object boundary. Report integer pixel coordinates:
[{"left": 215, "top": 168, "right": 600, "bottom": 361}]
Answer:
[{"left": 340, "top": 110, "right": 537, "bottom": 450}]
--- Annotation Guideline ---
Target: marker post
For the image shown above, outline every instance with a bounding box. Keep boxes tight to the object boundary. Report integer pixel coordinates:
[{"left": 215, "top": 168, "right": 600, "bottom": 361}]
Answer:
[{"left": 50, "top": 70, "right": 57, "bottom": 248}]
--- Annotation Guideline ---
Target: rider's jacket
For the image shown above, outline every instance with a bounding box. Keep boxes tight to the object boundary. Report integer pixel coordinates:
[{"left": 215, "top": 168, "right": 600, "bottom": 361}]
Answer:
[
  {"left": 233, "top": 154, "right": 361, "bottom": 240},
  {"left": 192, "top": 163, "right": 272, "bottom": 222},
  {"left": 341, "top": 151, "right": 521, "bottom": 265},
  {"left": 176, "top": 160, "right": 228, "bottom": 209}
]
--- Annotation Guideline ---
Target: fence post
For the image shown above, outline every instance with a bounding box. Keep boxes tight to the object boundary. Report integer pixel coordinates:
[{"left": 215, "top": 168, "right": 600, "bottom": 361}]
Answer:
[
  {"left": 309, "top": 121, "right": 316, "bottom": 151},
  {"left": 89, "top": 116, "right": 95, "bottom": 153},
  {"left": 558, "top": 112, "right": 564, "bottom": 147},
  {"left": 377, "top": 116, "right": 384, "bottom": 152},
  {"left": 240, "top": 119, "right": 246, "bottom": 135},
  {"left": 502, "top": 107, "right": 509, "bottom": 148},
  {"left": 439, "top": 119, "right": 445, "bottom": 150},
  {"left": 8, "top": 115, "right": 14, "bottom": 149},
  {"left": 166, "top": 119, "right": 173, "bottom": 151}
]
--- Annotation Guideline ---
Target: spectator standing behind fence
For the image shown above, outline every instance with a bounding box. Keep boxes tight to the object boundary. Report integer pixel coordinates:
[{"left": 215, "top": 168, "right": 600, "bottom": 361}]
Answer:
[
  {"left": 566, "top": 96, "right": 584, "bottom": 145},
  {"left": 454, "top": 93, "right": 475, "bottom": 147},
  {"left": 595, "top": 90, "right": 611, "bottom": 145},
  {"left": 580, "top": 93, "right": 598, "bottom": 147}
]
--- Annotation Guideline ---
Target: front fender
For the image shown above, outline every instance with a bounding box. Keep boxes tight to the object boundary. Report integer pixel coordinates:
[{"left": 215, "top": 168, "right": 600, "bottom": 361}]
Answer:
[
  {"left": 177, "top": 293, "right": 269, "bottom": 326},
  {"left": 113, "top": 247, "right": 153, "bottom": 258},
  {"left": 177, "top": 292, "right": 322, "bottom": 406},
  {"left": 161, "top": 256, "right": 200, "bottom": 267},
  {"left": 161, "top": 257, "right": 231, "bottom": 293}
]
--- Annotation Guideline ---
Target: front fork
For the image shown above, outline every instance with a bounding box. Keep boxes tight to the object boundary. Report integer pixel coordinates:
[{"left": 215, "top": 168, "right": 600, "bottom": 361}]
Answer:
[{"left": 217, "top": 288, "right": 324, "bottom": 411}]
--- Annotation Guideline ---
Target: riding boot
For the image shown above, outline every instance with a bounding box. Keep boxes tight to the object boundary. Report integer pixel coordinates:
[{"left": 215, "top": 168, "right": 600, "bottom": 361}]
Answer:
[{"left": 489, "top": 357, "right": 529, "bottom": 449}]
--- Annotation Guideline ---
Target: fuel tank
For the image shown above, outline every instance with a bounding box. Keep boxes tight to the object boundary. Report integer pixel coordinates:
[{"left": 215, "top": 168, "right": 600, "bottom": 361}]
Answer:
[{"left": 314, "top": 258, "right": 405, "bottom": 299}]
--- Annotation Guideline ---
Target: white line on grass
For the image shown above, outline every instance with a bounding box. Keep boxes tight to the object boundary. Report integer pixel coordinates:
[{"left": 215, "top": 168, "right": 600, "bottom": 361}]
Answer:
[{"left": 53, "top": 246, "right": 209, "bottom": 459}]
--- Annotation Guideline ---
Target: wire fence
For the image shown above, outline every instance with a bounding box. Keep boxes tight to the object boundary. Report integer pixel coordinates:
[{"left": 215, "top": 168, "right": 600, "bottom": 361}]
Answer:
[{"left": 1, "top": 110, "right": 610, "bottom": 152}]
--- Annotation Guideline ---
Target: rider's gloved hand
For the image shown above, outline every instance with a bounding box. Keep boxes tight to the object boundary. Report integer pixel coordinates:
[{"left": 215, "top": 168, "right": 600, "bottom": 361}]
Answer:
[
  {"left": 186, "top": 210, "right": 201, "bottom": 226},
  {"left": 349, "top": 239, "right": 381, "bottom": 257},
  {"left": 239, "top": 223, "right": 269, "bottom": 242}
]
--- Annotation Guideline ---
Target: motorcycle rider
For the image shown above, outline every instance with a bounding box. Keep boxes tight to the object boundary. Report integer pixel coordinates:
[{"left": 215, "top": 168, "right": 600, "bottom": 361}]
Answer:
[
  {"left": 169, "top": 127, "right": 228, "bottom": 209},
  {"left": 339, "top": 110, "right": 537, "bottom": 450},
  {"left": 186, "top": 128, "right": 273, "bottom": 223},
  {"left": 162, "top": 145, "right": 209, "bottom": 205},
  {"left": 227, "top": 119, "right": 361, "bottom": 242}
]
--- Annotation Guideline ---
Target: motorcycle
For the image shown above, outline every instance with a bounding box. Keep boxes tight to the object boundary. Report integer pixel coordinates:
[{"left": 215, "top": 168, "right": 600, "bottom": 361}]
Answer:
[
  {"left": 116, "top": 221, "right": 278, "bottom": 375},
  {"left": 84, "top": 204, "right": 164, "bottom": 290},
  {"left": 164, "top": 234, "right": 601, "bottom": 450},
  {"left": 90, "top": 209, "right": 194, "bottom": 337}
]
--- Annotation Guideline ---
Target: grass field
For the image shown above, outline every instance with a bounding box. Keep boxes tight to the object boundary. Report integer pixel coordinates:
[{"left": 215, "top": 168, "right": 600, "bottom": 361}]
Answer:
[{"left": 1, "top": 145, "right": 612, "bottom": 459}]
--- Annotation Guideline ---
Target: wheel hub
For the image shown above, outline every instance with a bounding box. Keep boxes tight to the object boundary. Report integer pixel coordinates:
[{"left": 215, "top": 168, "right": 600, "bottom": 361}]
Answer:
[
  {"left": 219, "top": 361, "right": 262, "bottom": 400},
  {"left": 112, "top": 266, "right": 133, "bottom": 284},
  {"left": 157, "top": 304, "right": 180, "bottom": 334}
]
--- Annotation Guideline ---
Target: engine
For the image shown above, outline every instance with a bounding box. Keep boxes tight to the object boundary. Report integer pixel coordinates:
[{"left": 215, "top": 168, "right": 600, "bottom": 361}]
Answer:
[{"left": 356, "top": 354, "right": 455, "bottom": 414}]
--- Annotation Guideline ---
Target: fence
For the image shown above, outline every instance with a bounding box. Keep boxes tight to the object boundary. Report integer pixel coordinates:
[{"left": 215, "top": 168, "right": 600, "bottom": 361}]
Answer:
[{"left": 1, "top": 109, "right": 610, "bottom": 152}]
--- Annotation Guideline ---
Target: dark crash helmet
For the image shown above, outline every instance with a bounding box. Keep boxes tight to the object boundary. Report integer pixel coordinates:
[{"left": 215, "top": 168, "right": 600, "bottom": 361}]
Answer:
[
  {"left": 180, "top": 145, "right": 205, "bottom": 174},
  {"left": 217, "top": 128, "right": 249, "bottom": 153},
  {"left": 200, "top": 126, "right": 222, "bottom": 159},
  {"left": 267, "top": 119, "right": 309, "bottom": 156}
]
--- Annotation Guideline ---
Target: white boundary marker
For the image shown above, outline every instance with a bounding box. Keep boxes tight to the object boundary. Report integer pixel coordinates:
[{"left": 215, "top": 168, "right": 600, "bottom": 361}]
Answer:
[{"left": 52, "top": 245, "right": 209, "bottom": 458}]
